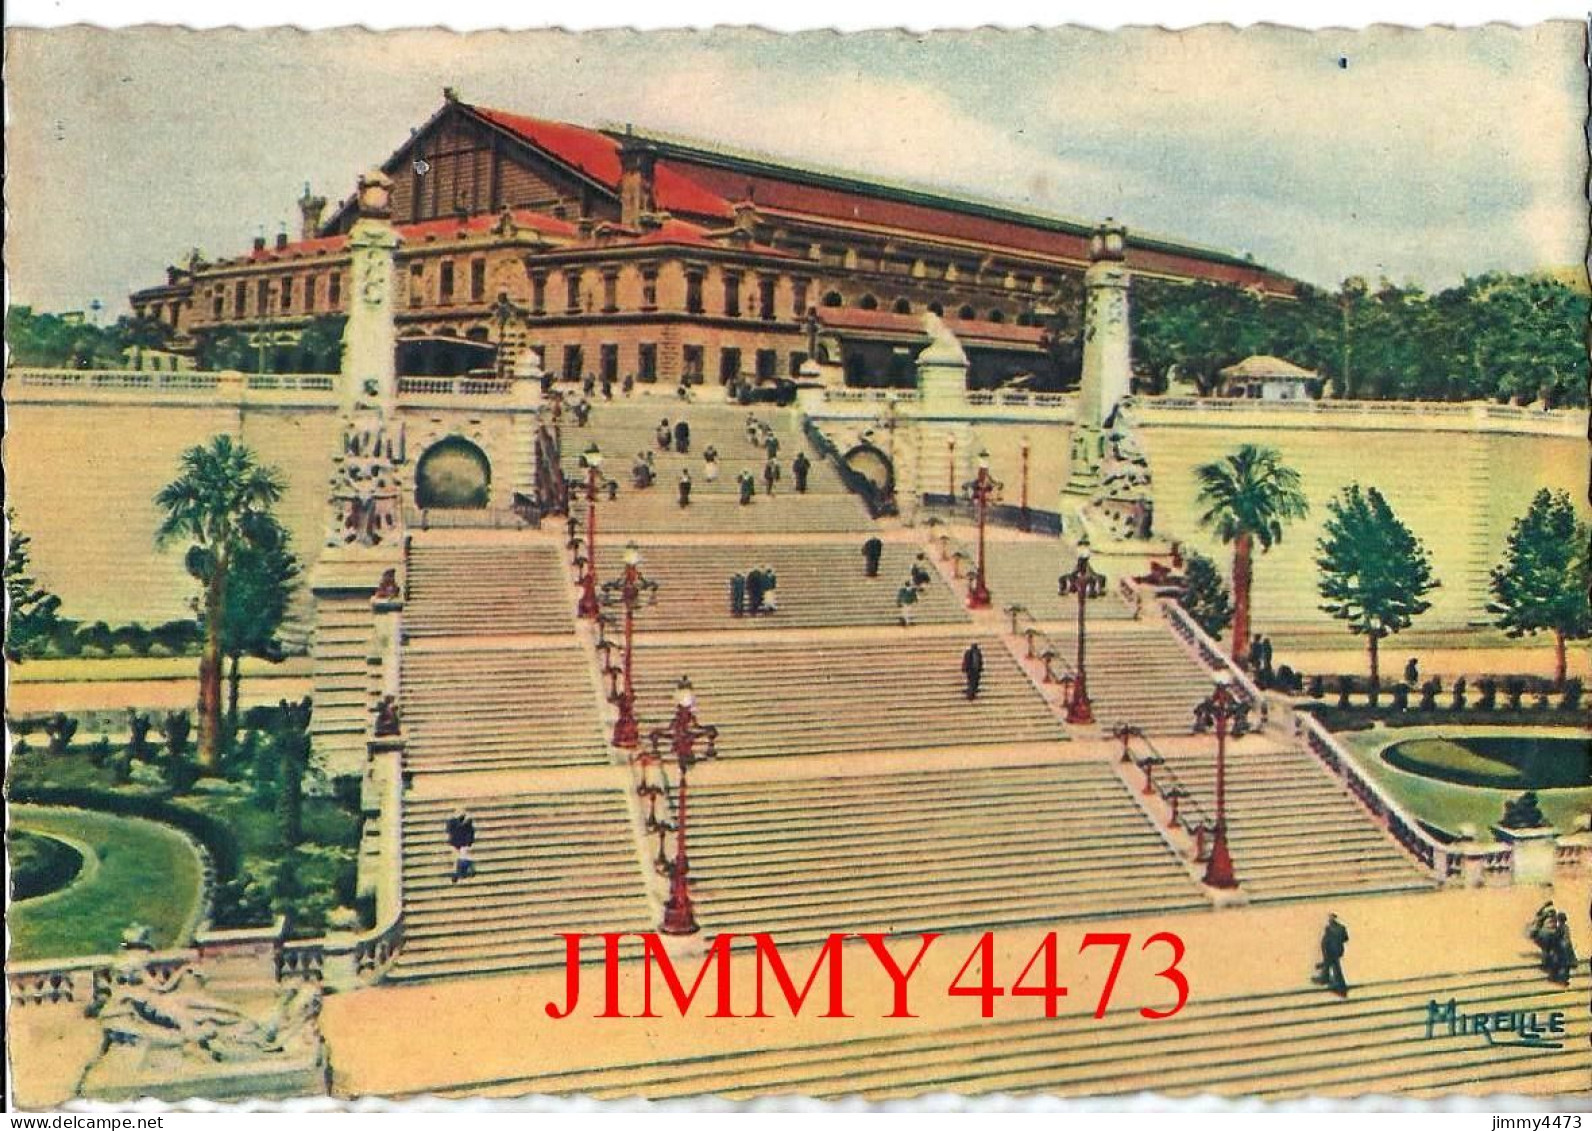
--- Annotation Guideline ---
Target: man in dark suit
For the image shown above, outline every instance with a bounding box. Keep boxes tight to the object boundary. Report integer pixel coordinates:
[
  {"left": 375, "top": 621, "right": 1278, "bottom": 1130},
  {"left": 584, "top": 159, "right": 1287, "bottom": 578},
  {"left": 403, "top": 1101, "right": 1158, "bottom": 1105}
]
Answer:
[
  {"left": 962, "top": 643, "right": 984, "bottom": 700},
  {"left": 862, "top": 537, "right": 883, "bottom": 578},
  {"left": 1312, "top": 913, "right": 1350, "bottom": 995},
  {"left": 446, "top": 810, "right": 476, "bottom": 883},
  {"left": 792, "top": 452, "right": 811, "bottom": 493}
]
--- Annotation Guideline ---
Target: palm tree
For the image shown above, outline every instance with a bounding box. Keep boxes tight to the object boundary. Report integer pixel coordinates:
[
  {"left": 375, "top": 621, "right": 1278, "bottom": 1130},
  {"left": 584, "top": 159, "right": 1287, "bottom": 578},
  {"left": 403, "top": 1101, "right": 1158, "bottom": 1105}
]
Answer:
[
  {"left": 1194, "top": 445, "right": 1309, "bottom": 664},
  {"left": 156, "top": 436, "right": 286, "bottom": 771}
]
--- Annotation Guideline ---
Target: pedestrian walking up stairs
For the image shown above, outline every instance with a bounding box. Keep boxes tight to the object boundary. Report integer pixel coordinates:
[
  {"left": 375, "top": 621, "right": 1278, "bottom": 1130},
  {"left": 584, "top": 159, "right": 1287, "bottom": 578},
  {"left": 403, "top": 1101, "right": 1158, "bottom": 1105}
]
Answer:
[
  {"left": 390, "top": 789, "right": 656, "bottom": 981},
  {"left": 401, "top": 645, "right": 609, "bottom": 773},
  {"left": 1048, "top": 624, "right": 1219, "bottom": 735},
  {"left": 431, "top": 962, "right": 1585, "bottom": 1100},
  {"left": 629, "top": 635, "right": 1067, "bottom": 759},
  {"left": 404, "top": 538, "right": 574, "bottom": 637},
  {"left": 1157, "top": 742, "right": 1437, "bottom": 902},
  {"left": 685, "top": 762, "right": 1207, "bottom": 945},
  {"left": 623, "top": 542, "right": 969, "bottom": 632}
]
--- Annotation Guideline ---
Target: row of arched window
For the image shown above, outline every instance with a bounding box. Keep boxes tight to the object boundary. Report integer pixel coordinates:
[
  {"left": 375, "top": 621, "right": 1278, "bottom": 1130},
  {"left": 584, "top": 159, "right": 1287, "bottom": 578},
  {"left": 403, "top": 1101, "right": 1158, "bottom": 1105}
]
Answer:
[{"left": 817, "top": 291, "right": 1040, "bottom": 325}]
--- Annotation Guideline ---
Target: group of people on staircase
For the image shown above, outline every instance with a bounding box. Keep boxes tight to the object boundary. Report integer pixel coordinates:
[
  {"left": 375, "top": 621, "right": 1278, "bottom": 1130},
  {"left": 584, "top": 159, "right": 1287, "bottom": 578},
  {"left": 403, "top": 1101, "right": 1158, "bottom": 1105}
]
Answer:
[
  {"left": 1529, "top": 901, "right": 1578, "bottom": 984},
  {"left": 729, "top": 567, "right": 779, "bottom": 616}
]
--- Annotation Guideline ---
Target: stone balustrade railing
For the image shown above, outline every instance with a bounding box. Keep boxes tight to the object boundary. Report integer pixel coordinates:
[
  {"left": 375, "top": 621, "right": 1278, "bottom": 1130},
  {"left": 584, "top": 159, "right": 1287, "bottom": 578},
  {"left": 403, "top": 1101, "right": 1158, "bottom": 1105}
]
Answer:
[
  {"left": 394, "top": 375, "right": 517, "bottom": 397},
  {"left": 1160, "top": 598, "right": 1266, "bottom": 711},
  {"left": 7, "top": 367, "right": 532, "bottom": 406},
  {"left": 1295, "top": 714, "right": 1460, "bottom": 881}
]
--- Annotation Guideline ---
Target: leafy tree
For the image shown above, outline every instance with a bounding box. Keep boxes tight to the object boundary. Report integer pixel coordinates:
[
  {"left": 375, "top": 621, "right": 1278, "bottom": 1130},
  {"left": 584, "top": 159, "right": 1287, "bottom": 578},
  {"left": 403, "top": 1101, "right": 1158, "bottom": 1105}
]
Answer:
[
  {"left": 218, "top": 516, "right": 302, "bottom": 744},
  {"left": 112, "top": 314, "right": 172, "bottom": 369},
  {"left": 1316, "top": 484, "right": 1439, "bottom": 685},
  {"left": 1489, "top": 489, "right": 1591, "bottom": 686},
  {"left": 4, "top": 509, "right": 62, "bottom": 662},
  {"left": 4, "top": 305, "right": 125, "bottom": 368},
  {"left": 43, "top": 712, "right": 79, "bottom": 756},
  {"left": 155, "top": 436, "right": 287, "bottom": 772},
  {"left": 1178, "top": 549, "right": 1235, "bottom": 640},
  {"left": 1194, "top": 445, "right": 1309, "bottom": 663},
  {"left": 273, "top": 700, "right": 313, "bottom": 848}
]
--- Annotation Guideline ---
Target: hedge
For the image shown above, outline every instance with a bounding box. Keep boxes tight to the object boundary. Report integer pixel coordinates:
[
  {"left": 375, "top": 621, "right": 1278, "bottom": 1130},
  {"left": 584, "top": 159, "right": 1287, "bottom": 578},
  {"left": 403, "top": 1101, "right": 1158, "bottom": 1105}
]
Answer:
[{"left": 7, "top": 784, "right": 241, "bottom": 881}]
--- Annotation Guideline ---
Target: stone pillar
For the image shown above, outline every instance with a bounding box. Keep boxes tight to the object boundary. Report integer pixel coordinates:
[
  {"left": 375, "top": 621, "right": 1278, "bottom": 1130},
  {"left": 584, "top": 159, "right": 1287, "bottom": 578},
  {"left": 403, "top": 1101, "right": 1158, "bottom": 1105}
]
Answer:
[
  {"left": 341, "top": 172, "right": 401, "bottom": 414},
  {"left": 1067, "top": 221, "right": 1131, "bottom": 490}
]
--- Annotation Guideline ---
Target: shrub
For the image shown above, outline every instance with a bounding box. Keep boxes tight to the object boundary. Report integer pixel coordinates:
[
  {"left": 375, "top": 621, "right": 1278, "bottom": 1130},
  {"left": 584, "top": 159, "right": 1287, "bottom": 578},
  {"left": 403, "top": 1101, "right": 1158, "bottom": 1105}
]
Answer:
[
  {"left": 126, "top": 710, "right": 157, "bottom": 762},
  {"left": 1419, "top": 677, "right": 1441, "bottom": 711},
  {"left": 1477, "top": 678, "right": 1498, "bottom": 712},
  {"left": 48, "top": 620, "right": 83, "bottom": 657},
  {"left": 150, "top": 619, "right": 202, "bottom": 656},
  {"left": 1505, "top": 678, "right": 1527, "bottom": 711},
  {"left": 1501, "top": 790, "right": 1547, "bottom": 829},
  {"left": 162, "top": 711, "right": 192, "bottom": 760},
  {"left": 89, "top": 734, "right": 114, "bottom": 766},
  {"left": 1335, "top": 676, "right": 1353, "bottom": 709},
  {"left": 43, "top": 712, "right": 79, "bottom": 756},
  {"left": 76, "top": 621, "right": 115, "bottom": 656},
  {"left": 4, "top": 784, "right": 241, "bottom": 880},
  {"left": 1308, "top": 674, "right": 1325, "bottom": 699},
  {"left": 1389, "top": 683, "right": 1410, "bottom": 711},
  {"left": 1561, "top": 678, "right": 1584, "bottom": 711}
]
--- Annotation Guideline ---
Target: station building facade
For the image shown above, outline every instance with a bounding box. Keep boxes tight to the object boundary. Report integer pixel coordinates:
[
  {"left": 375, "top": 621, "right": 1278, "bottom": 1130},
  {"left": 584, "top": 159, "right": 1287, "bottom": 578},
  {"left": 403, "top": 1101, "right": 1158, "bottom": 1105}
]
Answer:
[{"left": 131, "top": 90, "right": 1295, "bottom": 387}]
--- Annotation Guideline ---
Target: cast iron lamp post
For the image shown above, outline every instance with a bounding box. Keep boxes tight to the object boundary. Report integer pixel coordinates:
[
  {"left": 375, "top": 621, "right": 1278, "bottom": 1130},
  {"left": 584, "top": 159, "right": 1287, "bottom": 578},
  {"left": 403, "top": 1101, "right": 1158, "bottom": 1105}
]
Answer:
[
  {"left": 600, "top": 542, "right": 659, "bottom": 748},
  {"left": 576, "top": 442, "right": 603, "bottom": 618},
  {"left": 1193, "top": 673, "right": 1242, "bottom": 890},
  {"left": 963, "top": 449, "right": 1002, "bottom": 609},
  {"left": 646, "top": 677, "right": 719, "bottom": 936},
  {"left": 1057, "top": 542, "right": 1106, "bottom": 724}
]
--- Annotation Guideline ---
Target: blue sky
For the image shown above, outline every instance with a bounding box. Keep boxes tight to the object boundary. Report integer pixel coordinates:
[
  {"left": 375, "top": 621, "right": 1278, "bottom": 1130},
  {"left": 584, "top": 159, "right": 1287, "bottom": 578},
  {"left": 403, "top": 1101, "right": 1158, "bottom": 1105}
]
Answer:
[{"left": 6, "top": 22, "right": 1586, "bottom": 315}]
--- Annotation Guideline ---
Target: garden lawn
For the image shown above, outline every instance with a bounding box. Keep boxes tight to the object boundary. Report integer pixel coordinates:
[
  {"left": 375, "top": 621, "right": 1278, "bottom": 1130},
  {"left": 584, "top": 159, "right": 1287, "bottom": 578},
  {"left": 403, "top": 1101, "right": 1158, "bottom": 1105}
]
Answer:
[
  {"left": 1338, "top": 726, "right": 1592, "bottom": 843},
  {"left": 8, "top": 805, "right": 204, "bottom": 960}
]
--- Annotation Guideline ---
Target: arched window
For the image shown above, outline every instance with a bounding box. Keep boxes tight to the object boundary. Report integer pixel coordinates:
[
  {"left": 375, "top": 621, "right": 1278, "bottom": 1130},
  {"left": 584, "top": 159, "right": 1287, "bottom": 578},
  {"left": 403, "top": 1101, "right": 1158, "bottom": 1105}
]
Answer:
[
  {"left": 927, "top": 302, "right": 944, "bottom": 316},
  {"left": 957, "top": 304, "right": 976, "bottom": 320},
  {"left": 822, "top": 291, "right": 844, "bottom": 308},
  {"left": 858, "top": 294, "right": 879, "bottom": 311},
  {"left": 988, "top": 309, "right": 1006, "bottom": 324},
  {"left": 892, "top": 298, "right": 912, "bottom": 315}
]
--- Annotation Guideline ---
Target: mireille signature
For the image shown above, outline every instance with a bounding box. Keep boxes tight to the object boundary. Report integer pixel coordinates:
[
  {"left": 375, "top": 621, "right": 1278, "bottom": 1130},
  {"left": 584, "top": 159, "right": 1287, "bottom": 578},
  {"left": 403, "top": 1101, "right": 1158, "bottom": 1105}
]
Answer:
[{"left": 1425, "top": 998, "right": 1567, "bottom": 1049}]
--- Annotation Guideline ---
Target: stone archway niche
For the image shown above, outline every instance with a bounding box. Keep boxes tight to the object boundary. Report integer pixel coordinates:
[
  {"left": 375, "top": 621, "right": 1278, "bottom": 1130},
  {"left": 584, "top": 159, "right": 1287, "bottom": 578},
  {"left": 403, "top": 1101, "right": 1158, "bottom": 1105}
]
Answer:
[{"left": 414, "top": 436, "right": 492, "bottom": 509}]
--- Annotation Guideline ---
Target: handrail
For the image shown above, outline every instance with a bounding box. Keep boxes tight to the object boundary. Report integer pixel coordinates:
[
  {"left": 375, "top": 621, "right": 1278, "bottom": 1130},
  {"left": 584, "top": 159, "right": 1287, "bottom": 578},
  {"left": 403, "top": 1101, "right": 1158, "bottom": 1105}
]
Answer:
[{"left": 1114, "top": 725, "right": 1212, "bottom": 855}]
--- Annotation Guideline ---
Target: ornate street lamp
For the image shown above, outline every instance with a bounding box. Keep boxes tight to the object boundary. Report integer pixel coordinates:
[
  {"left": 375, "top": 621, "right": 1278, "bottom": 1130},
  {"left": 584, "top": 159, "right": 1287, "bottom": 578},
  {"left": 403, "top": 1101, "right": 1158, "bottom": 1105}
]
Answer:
[
  {"left": 1057, "top": 542, "right": 1106, "bottom": 724},
  {"left": 600, "top": 542, "right": 659, "bottom": 748},
  {"left": 962, "top": 449, "right": 1002, "bottom": 609},
  {"left": 576, "top": 442, "right": 603, "bottom": 618},
  {"left": 644, "top": 677, "right": 719, "bottom": 936},
  {"left": 1018, "top": 439, "right": 1032, "bottom": 533},
  {"left": 1193, "top": 673, "right": 1242, "bottom": 890},
  {"left": 946, "top": 435, "right": 957, "bottom": 499}
]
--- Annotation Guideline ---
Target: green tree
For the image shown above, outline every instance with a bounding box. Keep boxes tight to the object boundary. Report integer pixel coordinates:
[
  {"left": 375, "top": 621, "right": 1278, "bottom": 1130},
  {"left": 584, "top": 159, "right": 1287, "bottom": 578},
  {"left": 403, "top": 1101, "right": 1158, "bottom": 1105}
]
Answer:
[
  {"left": 112, "top": 313, "right": 173, "bottom": 369},
  {"left": 1194, "top": 445, "right": 1309, "bottom": 664},
  {"left": 1179, "top": 549, "right": 1235, "bottom": 641},
  {"left": 1316, "top": 484, "right": 1439, "bottom": 684},
  {"left": 155, "top": 436, "right": 287, "bottom": 772},
  {"left": 219, "top": 516, "right": 302, "bottom": 744},
  {"left": 273, "top": 699, "right": 313, "bottom": 848},
  {"left": 1489, "top": 488, "right": 1591, "bottom": 686},
  {"left": 4, "top": 509, "right": 63, "bottom": 662}
]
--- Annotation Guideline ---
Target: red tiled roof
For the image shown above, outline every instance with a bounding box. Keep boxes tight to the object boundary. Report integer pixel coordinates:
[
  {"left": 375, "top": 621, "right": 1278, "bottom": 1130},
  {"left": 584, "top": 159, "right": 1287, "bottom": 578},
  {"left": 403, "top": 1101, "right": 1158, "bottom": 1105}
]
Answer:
[
  {"left": 624, "top": 218, "right": 792, "bottom": 257},
  {"left": 816, "top": 306, "right": 1047, "bottom": 348},
  {"left": 473, "top": 107, "right": 733, "bottom": 220}
]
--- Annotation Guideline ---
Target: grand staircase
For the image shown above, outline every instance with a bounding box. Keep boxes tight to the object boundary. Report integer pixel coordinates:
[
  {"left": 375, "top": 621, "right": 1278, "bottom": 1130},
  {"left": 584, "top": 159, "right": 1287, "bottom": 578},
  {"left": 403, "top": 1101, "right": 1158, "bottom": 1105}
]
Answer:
[
  {"left": 401, "top": 645, "right": 608, "bottom": 773},
  {"left": 404, "top": 540, "right": 573, "bottom": 637},
  {"left": 391, "top": 789, "right": 656, "bottom": 982},
  {"left": 687, "top": 762, "right": 1207, "bottom": 944},
  {"left": 417, "top": 962, "right": 1586, "bottom": 1100},
  {"left": 629, "top": 635, "right": 1067, "bottom": 759},
  {"left": 1159, "top": 742, "right": 1437, "bottom": 902},
  {"left": 623, "top": 541, "right": 969, "bottom": 632}
]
